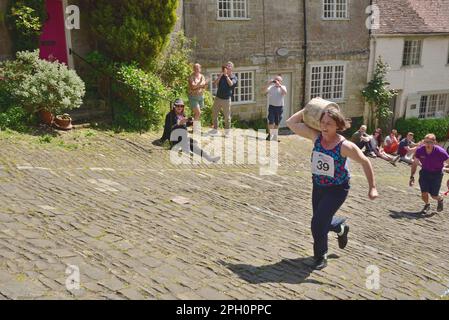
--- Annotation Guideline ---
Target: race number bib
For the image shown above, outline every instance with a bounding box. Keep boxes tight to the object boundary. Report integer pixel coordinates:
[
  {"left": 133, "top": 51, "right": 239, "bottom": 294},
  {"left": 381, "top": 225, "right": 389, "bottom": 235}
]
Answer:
[{"left": 311, "top": 151, "right": 335, "bottom": 177}]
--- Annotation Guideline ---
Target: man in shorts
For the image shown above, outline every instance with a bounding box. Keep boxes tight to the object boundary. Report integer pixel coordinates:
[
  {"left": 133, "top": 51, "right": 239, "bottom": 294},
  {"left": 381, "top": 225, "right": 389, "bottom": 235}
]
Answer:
[
  {"left": 410, "top": 134, "right": 449, "bottom": 213},
  {"left": 265, "top": 75, "right": 287, "bottom": 141}
]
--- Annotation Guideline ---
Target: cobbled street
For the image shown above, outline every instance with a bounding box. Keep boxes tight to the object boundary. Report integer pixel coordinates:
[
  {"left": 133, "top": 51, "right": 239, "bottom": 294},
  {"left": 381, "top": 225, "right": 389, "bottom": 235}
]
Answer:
[{"left": 0, "top": 128, "right": 448, "bottom": 300}]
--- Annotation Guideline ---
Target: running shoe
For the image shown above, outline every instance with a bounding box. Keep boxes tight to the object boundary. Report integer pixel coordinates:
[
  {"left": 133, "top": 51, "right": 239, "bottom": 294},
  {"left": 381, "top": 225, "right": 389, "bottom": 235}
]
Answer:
[
  {"left": 422, "top": 203, "right": 431, "bottom": 214},
  {"left": 437, "top": 199, "right": 444, "bottom": 212},
  {"left": 338, "top": 225, "right": 350, "bottom": 249}
]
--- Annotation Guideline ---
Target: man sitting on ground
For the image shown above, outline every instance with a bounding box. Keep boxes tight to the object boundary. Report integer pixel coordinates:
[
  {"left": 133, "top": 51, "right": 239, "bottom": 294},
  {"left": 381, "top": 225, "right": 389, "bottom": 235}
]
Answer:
[
  {"left": 383, "top": 129, "right": 400, "bottom": 155},
  {"left": 398, "top": 132, "right": 419, "bottom": 164},
  {"left": 351, "top": 125, "right": 376, "bottom": 157}
]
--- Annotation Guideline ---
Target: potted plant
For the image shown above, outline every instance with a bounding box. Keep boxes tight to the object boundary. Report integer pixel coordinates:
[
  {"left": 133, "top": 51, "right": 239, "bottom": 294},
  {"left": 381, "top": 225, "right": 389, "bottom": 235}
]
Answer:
[
  {"left": 1, "top": 50, "right": 85, "bottom": 126},
  {"left": 54, "top": 113, "right": 72, "bottom": 130},
  {"left": 38, "top": 109, "right": 54, "bottom": 125}
]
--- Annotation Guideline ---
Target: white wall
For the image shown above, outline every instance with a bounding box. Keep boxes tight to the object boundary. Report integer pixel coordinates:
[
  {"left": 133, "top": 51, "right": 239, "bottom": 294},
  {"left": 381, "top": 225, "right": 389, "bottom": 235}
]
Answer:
[{"left": 371, "top": 35, "right": 449, "bottom": 119}]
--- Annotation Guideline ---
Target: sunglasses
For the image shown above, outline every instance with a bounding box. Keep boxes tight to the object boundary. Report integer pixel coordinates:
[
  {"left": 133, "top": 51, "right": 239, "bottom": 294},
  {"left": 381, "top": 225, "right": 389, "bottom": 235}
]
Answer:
[
  {"left": 424, "top": 140, "right": 435, "bottom": 145},
  {"left": 175, "top": 105, "right": 184, "bottom": 108}
]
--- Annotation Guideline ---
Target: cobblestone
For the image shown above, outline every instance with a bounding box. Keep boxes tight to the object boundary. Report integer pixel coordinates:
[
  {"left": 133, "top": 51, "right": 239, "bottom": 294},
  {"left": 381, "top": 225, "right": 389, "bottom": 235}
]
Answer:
[{"left": 0, "top": 129, "right": 448, "bottom": 299}]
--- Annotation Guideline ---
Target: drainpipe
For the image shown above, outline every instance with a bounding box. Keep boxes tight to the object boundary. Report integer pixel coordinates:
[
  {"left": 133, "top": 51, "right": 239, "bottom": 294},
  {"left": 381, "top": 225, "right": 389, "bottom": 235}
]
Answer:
[
  {"left": 365, "top": 0, "right": 375, "bottom": 127},
  {"left": 263, "top": 0, "right": 268, "bottom": 77},
  {"left": 301, "top": 0, "right": 308, "bottom": 108}
]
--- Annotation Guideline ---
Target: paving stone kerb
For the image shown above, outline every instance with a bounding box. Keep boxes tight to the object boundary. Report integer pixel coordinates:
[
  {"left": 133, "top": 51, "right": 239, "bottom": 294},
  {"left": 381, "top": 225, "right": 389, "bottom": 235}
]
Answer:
[{"left": 0, "top": 129, "right": 448, "bottom": 300}]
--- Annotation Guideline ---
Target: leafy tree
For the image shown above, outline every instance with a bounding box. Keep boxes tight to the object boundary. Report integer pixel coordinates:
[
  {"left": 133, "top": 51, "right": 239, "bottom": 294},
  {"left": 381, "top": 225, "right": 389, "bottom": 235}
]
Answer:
[
  {"left": 89, "top": 0, "right": 179, "bottom": 70},
  {"left": 362, "top": 57, "right": 397, "bottom": 131},
  {"left": 6, "top": 0, "right": 46, "bottom": 53},
  {"left": 157, "top": 31, "right": 193, "bottom": 98}
]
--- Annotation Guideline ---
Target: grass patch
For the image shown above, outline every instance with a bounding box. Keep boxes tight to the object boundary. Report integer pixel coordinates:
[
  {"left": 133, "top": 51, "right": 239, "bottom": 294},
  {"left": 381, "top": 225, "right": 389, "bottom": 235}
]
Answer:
[{"left": 38, "top": 135, "right": 53, "bottom": 144}]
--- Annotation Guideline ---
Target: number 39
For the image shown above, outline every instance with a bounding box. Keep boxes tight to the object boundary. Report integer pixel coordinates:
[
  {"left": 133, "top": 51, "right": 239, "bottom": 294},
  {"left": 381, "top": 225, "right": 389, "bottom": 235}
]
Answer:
[{"left": 317, "top": 160, "right": 330, "bottom": 171}]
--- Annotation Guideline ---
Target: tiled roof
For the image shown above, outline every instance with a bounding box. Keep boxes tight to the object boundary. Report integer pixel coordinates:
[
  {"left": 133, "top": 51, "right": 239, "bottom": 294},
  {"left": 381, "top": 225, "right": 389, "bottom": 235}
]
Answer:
[{"left": 373, "top": 0, "right": 449, "bottom": 34}]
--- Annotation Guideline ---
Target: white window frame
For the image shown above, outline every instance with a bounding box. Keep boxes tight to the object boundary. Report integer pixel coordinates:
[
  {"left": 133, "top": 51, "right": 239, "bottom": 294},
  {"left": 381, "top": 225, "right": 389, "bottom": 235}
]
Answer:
[
  {"left": 217, "top": 0, "right": 249, "bottom": 21},
  {"left": 309, "top": 62, "right": 346, "bottom": 103},
  {"left": 402, "top": 39, "right": 422, "bottom": 67},
  {"left": 418, "top": 93, "right": 449, "bottom": 119},
  {"left": 322, "top": 0, "right": 349, "bottom": 20},
  {"left": 209, "top": 69, "right": 256, "bottom": 105}
]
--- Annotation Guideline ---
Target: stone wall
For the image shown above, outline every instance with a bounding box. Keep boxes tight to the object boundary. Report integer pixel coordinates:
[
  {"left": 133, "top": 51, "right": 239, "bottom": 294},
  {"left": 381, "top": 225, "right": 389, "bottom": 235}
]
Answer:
[
  {"left": 183, "top": 0, "right": 371, "bottom": 121},
  {"left": 0, "top": 0, "right": 12, "bottom": 61}
]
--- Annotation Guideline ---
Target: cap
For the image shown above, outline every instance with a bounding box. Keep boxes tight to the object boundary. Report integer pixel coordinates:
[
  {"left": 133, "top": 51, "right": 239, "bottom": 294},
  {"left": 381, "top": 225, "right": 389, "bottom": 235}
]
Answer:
[{"left": 174, "top": 98, "right": 185, "bottom": 106}]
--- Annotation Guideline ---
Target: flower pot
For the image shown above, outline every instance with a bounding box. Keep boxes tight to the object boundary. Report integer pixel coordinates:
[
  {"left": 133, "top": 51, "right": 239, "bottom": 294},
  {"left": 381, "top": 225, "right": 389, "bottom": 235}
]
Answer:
[
  {"left": 39, "top": 110, "right": 54, "bottom": 125},
  {"left": 54, "top": 115, "right": 73, "bottom": 130}
]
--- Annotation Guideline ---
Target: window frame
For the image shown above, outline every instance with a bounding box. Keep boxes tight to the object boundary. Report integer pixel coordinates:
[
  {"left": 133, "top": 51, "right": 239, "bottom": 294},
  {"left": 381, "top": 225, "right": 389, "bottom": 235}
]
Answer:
[
  {"left": 309, "top": 62, "right": 347, "bottom": 103},
  {"left": 322, "top": 0, "right": 349, "bottom": 21},
  {"left": 402, "top": 39, "right": 423, "bottom": 67},
  {"left": 216, "top": 0, "right": 250, "bottom": 21},
  {"left": 209, "top": 69, "right": 256, "bottom": 105},
  {"left": 418, "top": 93, "right": 449, "bottom": 119}
]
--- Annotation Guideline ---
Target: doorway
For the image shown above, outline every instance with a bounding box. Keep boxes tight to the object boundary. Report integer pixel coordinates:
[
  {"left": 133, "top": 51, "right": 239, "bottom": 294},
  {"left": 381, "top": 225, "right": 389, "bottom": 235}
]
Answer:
[{"left": 39, "top": 0, "right": 70, "bottom": 65}]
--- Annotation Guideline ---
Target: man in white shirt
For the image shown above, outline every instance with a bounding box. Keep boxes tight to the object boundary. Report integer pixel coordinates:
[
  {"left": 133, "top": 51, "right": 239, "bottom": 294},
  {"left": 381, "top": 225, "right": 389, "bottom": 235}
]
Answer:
[{"left": 265, "top": 75, "right": 287, "bottom": 141}]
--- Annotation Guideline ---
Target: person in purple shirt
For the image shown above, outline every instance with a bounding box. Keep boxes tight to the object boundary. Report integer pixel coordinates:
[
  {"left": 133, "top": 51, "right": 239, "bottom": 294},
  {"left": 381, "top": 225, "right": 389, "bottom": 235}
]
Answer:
[{"left": 410, "top": 134, "right": 449, "bottom": 213}]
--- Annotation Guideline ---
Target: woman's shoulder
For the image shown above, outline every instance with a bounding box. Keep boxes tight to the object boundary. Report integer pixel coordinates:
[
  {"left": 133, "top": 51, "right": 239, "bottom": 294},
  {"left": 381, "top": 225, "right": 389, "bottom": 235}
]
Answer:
[{"left": 341, "top": 138, "right": 356, "bottom": 150}]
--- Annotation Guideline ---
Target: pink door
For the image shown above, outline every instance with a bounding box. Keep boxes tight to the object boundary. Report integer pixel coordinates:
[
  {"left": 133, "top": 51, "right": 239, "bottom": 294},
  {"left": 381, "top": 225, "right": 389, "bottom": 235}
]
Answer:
[{"left": 39, "top": 0, "right": 68, "bottom": 65}]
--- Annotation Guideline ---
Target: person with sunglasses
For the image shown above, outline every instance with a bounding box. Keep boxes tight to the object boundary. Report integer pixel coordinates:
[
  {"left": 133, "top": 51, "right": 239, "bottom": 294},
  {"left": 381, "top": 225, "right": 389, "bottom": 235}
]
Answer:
[
  {"left": 410, "top": 134, "right": 449, "bottom": 213},
  {"left": 160, "top": 99, "right": 220, "bottom": 163}
]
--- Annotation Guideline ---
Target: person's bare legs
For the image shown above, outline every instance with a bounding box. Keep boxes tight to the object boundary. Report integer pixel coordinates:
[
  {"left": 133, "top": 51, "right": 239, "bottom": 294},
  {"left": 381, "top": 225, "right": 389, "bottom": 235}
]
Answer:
[
  {"left": 422, "top": 192, "right": 430, "bottom": 205},
  {"left": 272, "top": 124, "right": 279, "bottom": 140},
  {"left": 193, "top": 106, "right": 201, "bottom": 122}
]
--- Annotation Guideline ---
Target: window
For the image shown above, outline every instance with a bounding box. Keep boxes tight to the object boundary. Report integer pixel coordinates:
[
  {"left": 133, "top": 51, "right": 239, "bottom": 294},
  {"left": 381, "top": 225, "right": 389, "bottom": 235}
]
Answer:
[
  {"left": 217, "top": 0, "right": 248, "bottom": 19},
  {"left": 323, "top": 0, "right": 348, "bottom": 19},
  {"left": 419, "top": 94, "right": 449, "bottom": 118},
  {"left": 210, "top": 70, "right": 255, "bottom": 104},
  {"left": 310, "top": 64, "right": 345, "bottom": 101},
  {"left": 402, "top": 40, "right": 422, "bottom": 66}
]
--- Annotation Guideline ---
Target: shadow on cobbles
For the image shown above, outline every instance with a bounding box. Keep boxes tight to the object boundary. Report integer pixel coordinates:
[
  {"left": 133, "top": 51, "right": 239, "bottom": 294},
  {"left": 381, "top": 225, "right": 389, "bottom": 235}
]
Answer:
[
  {"left": 220, "top": 256, "right": 340, "bottom": 285},
  {"left": 389, "top": 210, "right": 437, "bottom": 220}
]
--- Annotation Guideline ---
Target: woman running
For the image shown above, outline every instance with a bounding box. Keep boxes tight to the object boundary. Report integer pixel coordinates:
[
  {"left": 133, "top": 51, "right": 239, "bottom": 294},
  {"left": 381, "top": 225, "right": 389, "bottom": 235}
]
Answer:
[{"left": 287, "top": 107, "right": 378, "bottom": 270}]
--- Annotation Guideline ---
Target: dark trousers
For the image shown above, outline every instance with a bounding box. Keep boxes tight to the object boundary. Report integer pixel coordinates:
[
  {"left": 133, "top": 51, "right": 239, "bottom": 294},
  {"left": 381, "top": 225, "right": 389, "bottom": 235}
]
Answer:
[
  {"left": 311, "top": 182, "right": 350, "bottom": 258},
  {"left": 356, "top": 141, "right": 374, "bottom": 153},
  {"left": 170, "top": 128, "right": 205, "bottom": 157}
]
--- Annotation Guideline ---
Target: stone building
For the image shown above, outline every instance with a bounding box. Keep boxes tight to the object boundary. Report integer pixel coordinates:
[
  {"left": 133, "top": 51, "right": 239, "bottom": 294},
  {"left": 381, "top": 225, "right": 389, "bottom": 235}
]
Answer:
[
  {"left": 1, "top": 0, "right": 372, "bottom": 126},
  {"left": 369, "top": 0, "right": 449, "bottom": 125},
  {"left": 182, "top": 0, "right": 372, "bottom": 126}
]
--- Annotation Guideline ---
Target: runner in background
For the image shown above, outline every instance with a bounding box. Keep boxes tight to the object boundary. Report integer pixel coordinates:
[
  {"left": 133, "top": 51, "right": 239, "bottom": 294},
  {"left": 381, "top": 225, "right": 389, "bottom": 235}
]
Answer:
[{"left": 410, "top": 134, "right": 449, "bottom": 213}]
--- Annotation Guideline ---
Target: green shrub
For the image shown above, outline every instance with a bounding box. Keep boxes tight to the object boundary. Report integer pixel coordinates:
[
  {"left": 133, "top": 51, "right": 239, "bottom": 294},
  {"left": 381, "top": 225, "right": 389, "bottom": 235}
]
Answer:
[
  {"left": 114, "top": 64, "right": 171, "bottom": 131},
  {"left": 1, "top": 50, "right": 85, "bottom": 115},
  {"left": 6, "top": 0, "right": 46, "bottom": 53},
  {"left": 0, "top": 106, "right": 32, "bottom": 132},
  {"left": 89, "top": 0, "right": 178, "bottom": 70},
  {"left": 82, "top": 50, "right": 116, "bottom": 97},
  {"left": 395, "top": 117, "right": 449, "bottom": 142},
  {"left": 157, "top": 32, "right": 193, "bottom": 98}
]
